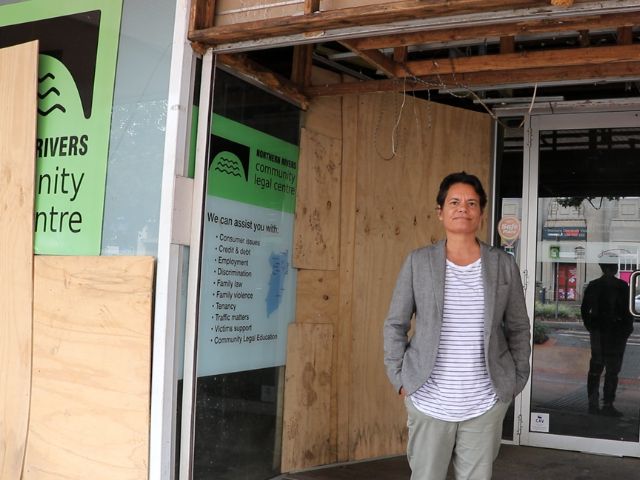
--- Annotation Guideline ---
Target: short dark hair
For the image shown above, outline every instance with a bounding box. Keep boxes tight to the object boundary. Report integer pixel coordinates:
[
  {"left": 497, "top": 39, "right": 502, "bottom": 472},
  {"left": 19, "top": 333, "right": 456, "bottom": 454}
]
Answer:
[
  {"left": 436, "top": 171, "right": 487, "bottom": 212},
  {"left": 599, "top": 263, "right": 618, "bottom": 275}
]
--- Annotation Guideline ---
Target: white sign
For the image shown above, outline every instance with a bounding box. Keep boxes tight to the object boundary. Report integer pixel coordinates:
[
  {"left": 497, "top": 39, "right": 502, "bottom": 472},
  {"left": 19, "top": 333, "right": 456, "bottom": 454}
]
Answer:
[
  {"left": 530, "top": 412, "right": 550, "bottom": 433},
  {"left": 197, "top": 197, "right": 297, "bottom": 376}
]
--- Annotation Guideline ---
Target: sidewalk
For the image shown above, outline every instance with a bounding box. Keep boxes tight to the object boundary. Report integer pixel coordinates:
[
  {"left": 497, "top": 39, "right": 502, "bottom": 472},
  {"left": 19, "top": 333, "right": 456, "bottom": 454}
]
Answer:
[{"left": 278, "top": 445, "right": 640, "bottom": 479}]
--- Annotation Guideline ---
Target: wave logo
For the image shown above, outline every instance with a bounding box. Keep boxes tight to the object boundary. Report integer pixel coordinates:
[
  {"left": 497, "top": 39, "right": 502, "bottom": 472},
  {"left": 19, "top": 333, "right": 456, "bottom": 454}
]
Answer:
[
  {"left": 213, "top": 151, "right": 244, "bottom": 178},
  {"left": 208, "top": 135, "right": 250, "bottom": 194},
  {"left": 37, "top": 54, "right": 83, "bottom": 118},
  {"left": 38, "top": 73, "right": 64, "bottom": 116}
]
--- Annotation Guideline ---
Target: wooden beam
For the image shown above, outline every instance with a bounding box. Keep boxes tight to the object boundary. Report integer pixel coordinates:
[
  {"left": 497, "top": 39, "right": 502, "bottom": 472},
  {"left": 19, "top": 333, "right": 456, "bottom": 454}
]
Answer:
[
  {"left": 340, "top": 41, "right": 397, "bottom": 78},
  {"left": 189, "top": 0, "right": 559, "bottom": 45},
  {"left": 189, "top": 0, "right": 216, "bottom": 32},
  {"left": 349, "top": 11, "right": 640, "bottom": 51},
  {"left": 617, "top": 25, "right": 634, "bottom": 45},
  {"left": 401, "top": 44, "right": 640, "bottom": 77},
  {"left": 218, "top": 54, "right": 310, "bottom": 110},
  {"left": 305, "top": 0, "right": 321, "bottom": 15},
  {"left": 393, "top": 47, "right": 408, "bottom": 64},
  {"left": 500, "top": 36, "right": 515, "bottom": 54},
  {"left": 304, "top": 61, "right": 640, "bottom": 97},
  {"left": 292, "top": 44, "right": 314, "bottom": 87},
  {"left": 578, "top": 29, "right": 590, "bottom": 47}
]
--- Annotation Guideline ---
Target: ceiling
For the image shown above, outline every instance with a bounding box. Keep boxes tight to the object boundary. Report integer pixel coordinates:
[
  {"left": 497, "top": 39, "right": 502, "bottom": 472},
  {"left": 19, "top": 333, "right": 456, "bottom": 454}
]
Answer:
[{"left": 188, "top": 1, "right": 640, "bottom": 112}]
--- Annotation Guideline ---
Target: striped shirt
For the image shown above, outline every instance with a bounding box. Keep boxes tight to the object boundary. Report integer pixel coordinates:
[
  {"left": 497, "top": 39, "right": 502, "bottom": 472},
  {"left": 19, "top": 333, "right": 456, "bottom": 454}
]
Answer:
[{"left": 410, "top": 258, "right": 498, "bottom": 422}]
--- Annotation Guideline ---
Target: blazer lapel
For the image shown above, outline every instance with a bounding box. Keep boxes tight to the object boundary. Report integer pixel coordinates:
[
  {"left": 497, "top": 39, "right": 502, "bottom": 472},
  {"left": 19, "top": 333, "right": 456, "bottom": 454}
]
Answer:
[
  {"left": 429, "top": 240, "right": 447, "bottom": 320},
  {"left": 481, "top": 242, "right": 498, "bottom": 332}
]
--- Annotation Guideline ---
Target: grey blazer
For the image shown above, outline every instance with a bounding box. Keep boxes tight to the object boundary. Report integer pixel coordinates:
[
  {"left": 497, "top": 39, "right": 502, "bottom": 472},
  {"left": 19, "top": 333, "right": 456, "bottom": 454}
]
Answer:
[{"left": 383, "top": 240, "right": 531, "bottom": 403}]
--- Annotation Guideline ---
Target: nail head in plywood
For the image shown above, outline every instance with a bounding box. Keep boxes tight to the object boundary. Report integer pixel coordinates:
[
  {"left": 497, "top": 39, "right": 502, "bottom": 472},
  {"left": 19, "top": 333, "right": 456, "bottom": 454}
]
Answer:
[
  {"left": 0, "top": 40, "right": 38, "bottom": 480},
  {"left": 293, "top": 128, "right": 342, "bottom": 270},
  {"left": 23, "top": 256, "right": 155, "bottom": 480}
]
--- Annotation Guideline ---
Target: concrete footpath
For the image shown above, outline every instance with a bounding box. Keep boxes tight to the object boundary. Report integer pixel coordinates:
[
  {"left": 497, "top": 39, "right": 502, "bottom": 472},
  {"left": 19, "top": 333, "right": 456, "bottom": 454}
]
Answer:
[{"left": 278, "top": 445, "right": 640, "bottom": 479}]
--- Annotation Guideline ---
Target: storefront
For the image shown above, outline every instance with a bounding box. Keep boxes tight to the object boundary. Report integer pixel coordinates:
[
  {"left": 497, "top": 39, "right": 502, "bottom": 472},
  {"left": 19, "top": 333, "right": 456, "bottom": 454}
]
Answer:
[
  {"left": 494, "top": 108, "right": 640, "bottom": 457},
  {"left": 2, "top": 1, "right": 640, "bottom": 479}
]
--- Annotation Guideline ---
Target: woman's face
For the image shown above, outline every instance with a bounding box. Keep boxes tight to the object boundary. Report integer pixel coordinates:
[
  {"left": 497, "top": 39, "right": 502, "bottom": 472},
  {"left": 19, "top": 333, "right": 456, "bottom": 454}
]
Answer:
[{"left": 437, "top": 182, "right": 483, "bottom": 235}]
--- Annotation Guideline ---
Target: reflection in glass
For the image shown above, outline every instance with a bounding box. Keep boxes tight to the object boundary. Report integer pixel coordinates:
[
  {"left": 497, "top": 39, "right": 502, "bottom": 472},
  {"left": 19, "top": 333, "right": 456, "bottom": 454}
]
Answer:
[
  {"left": 530, "top": 128, "right": 640, "bottom": 442},
  {"left": 581, "top": 263, "right": 634, "bottom": 417},
  {"left": 190, "top": 70, "right": 300, "bottom": 480},
  {"left": 495, "top": 119, "right": 525, "bottom": 440}
]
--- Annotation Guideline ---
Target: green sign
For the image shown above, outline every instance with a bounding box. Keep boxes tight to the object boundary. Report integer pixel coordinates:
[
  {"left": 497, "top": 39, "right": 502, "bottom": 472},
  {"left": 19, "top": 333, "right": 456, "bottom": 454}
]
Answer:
[
  {"left": 208, "top": 114, "right": 299, "bottom": 214},
  {"left": 198, "top": 114, "right": 299, "bottom": 376},
  {"left": 0, "top": 0, "right": 123, "bottom": 254}
]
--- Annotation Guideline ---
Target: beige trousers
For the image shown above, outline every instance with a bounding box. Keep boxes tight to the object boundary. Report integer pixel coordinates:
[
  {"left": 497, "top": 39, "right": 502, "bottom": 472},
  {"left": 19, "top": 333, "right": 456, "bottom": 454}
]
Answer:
[{"left": 405, "top": 397, "right": 510, "bottom": 480}]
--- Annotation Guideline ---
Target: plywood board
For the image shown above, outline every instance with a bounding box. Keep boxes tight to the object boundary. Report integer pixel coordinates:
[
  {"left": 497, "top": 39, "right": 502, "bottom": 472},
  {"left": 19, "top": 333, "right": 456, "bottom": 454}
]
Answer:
[
  {"left": 281, "top": 323, "right": 333, "bottom": 472},
  {"left": 349, "top": 93, "right": 492, "bottom": 460},
  {"left": 336, "top": 92, "right": 358, "bottom": 462},
  {"left": 303, "top": 68, "right": 343, "bottom": 141},
  {"left": 293, "top": 128, "right": 342, "bottom": 270},
  {"left": 323, "top": 0, "right": 407, "bottom": 8},
  {"left": 215, "top": 0, "right": 302, "bottom": 26},
  {"left": 0, "top": 40, "right": 38, "bottom": 480},
  {"left": 295, "top": 269, "right": 339, "bottom": 324},
  {"left": 23, "top": 256, "right": 155, "bottom": 480}
]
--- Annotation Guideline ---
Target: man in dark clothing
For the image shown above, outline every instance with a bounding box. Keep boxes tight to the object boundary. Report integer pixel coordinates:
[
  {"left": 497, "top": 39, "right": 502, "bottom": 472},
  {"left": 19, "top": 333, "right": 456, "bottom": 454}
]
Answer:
[{"left": 581, "top": 263, "right": 634, "bottom": 417}]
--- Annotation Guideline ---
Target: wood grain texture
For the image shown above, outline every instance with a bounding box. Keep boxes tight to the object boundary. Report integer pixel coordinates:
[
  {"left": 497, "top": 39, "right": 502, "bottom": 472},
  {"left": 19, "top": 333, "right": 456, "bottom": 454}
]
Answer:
[
  {"left": 349, "top": 93, "right": 491, "bottom": 460},
  {"left": 214, "top": 2, "right": 301, "bottom": 26},
  {"left": 293, "top": 128, "right": 342, "bottom": 270},
  {"left": 192, "top": 1, "right": 560, "bottom": 44},
  {"left": 23, "top": 256, "right": 155, "bottom": 480},
  {"left": 336, "top": 91, "right": 358, "bottom": 462},
  {"left": 304, "top": 67, "right": 343, "bottom": 139},
  {"left": 295, "top": 269, "right": 340, "bottom": 324},
  {"left": 351, "top": 11, "right": 640, "bottom": 50},
  {"left": 0, "top": 40, "right": 38, "bottom": 480},
  {"left": 281, "top": 323, "right": 333, "bottom": 472}
]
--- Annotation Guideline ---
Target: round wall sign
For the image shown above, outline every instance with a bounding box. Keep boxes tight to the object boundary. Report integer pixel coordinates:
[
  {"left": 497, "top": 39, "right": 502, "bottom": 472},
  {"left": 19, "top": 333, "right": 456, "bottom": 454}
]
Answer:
[{"left": 498, "top": 216, "right": 521, "bottom": 243}]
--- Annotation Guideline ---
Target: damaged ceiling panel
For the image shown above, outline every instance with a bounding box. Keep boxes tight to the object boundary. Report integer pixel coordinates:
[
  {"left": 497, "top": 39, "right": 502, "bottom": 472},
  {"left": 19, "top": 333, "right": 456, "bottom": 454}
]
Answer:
[{"left": 189, "top": 1, "right": 640, "bottom": 110}]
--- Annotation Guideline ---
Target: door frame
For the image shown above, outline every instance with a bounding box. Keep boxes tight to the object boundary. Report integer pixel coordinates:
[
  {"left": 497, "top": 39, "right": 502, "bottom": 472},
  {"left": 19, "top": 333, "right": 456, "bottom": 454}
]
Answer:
[{"left": 516, "top": 109, "right": 640, "bottom": 457}]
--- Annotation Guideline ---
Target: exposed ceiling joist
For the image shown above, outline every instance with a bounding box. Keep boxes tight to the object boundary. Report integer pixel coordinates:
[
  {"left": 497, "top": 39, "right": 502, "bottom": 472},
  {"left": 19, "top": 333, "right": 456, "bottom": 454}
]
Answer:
[
  {"left": 618, "top": 25, "right": 634, "bottom": 44},
  {"left": 340, "top": 41, "right": 397, "bottom": 78},
  {"left": 217, "top": 54, "right": 310, "bottom": 110},
  {"left": 197, "top": 1, "right": 640, "bottom": 108},
  {"left": 393, "top": 47, "right": 408, "bottom": 64},
  {"left": 402, "top": 44, "right": 640, "bottom": 78},
  {"left": 291, "top": 45, "right": 314, "bottom": 87},
  {"left": 305, "top": 0, "right": 321, "bottom": 15},
  {"left": 348, "top": 10, "right": 640, "bottom": 50},
  {"left": 304, "top": 61, "right": 640, "bottom": 97},
  {"left": 500, "top": 36, "right": 516, "bottom": 54},
  {"left": 190, "top": 0, "right": 602, "bottom": 46}
]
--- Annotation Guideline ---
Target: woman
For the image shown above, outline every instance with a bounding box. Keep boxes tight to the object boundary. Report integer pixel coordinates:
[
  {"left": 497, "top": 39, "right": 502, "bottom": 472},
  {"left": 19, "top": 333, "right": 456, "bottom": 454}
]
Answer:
[{"left": 383, "top": 171, "right": 531, "bottom": 480}]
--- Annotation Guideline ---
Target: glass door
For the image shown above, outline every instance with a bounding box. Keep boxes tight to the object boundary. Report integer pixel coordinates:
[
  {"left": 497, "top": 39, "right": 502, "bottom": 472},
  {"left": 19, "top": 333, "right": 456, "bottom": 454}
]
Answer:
[{"left": 520, "top": 111, "right": 640, "bottom": 457}]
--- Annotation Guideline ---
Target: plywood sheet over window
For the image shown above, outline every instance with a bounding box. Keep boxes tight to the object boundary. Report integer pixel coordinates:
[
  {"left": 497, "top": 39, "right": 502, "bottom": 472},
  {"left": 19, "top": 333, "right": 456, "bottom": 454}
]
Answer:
[
  {"left": 285, "top": 82, "right": 492, "bottom": 471},
  {"left": 349, "top": 93, "right": 492, "bottom": 459},
  {"left": 281, "top": 322, "right": 333, "bottom": 472},
  {"left": 23, "top": 256, "right": 154, "bottom": 480},
  {"left": 293, "top": 127, "right": 342, "bottom": 270},
  {"left": 0, "top": 40, "right": 38, "bottom": 480}
]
